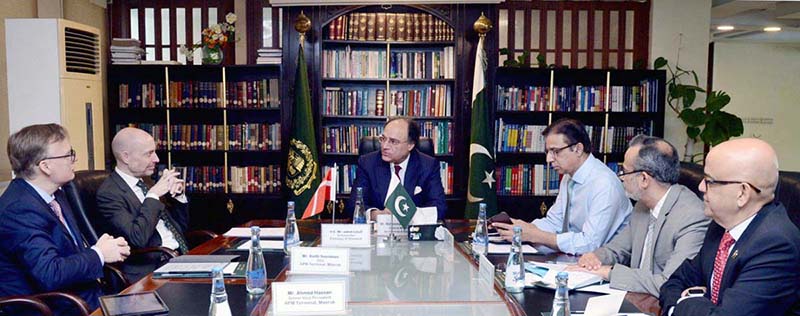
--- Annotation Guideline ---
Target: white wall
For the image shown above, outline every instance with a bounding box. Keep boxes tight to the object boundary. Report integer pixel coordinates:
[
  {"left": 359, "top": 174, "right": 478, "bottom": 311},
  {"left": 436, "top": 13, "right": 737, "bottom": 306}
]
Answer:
[
  {"left": 712, "top": 41, "right": 800, "bottom": 171},
  {"left": 650, "top": 0, "right": 712, "bottom": 160}
]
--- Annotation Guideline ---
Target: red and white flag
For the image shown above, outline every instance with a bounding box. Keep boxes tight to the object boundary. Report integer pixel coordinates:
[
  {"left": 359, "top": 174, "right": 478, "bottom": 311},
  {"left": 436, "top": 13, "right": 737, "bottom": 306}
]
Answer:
[{"left": 302, "top": 164, "right": 338, "bottom": 219}]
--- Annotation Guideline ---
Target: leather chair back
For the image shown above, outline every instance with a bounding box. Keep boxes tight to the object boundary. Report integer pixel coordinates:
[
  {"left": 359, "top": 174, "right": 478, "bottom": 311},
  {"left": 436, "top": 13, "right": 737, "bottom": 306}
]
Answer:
[
  {"left": 62, "top": 170, "right": 111, "bottom": 245},
  {"left": 358, "top": 136, "right": 434, "bottom": 157}
]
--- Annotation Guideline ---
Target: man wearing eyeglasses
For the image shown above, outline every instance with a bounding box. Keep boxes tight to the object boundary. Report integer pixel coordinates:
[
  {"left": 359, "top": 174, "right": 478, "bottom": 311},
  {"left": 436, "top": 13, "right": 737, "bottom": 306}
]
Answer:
[
  {"left": 493, "top": 118, "right": 631, "bottom": 255},
  {"left": 349, "top": 117, "right": 447, "bottom": 221},
  {"left": 0, "top": 124, "right": 131, "bottom": 314},
  {"left": 570, "top": 135, "right": 709, "bottom": 297},
  {"left": 660, "top": 138, "right": 800, "bottom": 316}
]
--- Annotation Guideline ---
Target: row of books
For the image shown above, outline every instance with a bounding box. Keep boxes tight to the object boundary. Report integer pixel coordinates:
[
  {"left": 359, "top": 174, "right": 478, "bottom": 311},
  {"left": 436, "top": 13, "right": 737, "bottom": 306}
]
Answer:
[
  {"left": 602, "top": 125, "right": 652, "bottom": 154},
  {"left": 495, "top": 119, "right": 605, "bottom": 153},
  {"left": 170, "top": 125, "right": 225, "bottom": 151},
  {"left": 226, "top": 79, "right": 281, "bottom": 109},
  {"left": 323, "top": 88, "right": 386, "bottom": 116},
  {"left": 322, "top": 48, "right": 387, "bottom": 79},
  {"left": 229, "top": 165, "right": 282, "bottom": 193},
  {"left": 228, "top": 123, "right": 281, "bottom": 151},
  {"left": 323, "top": 161, "right": 453, "bottom": 195},
  {"left": 327, "top": 12, "right": 454, "bottom": 42},
  {"left": 419, "top": 121, "right": 454, "bottom": 155},
  {"left": 181, "top": 166, "right": 226, "bottom": 193},
  {"left": 115, "top": 124, "right": 168, "bottom": 150},
  {"left": 168, "top": 81, "right": 225, "bottom": 108},
  {"left": 322, "top": 124, "right": 383, "bottom": 154},
  {"left": 118, "top": 83, "right": 166, "bottom": 108},
  {"left": 496, "top": 164, "right": 561, "bottom": 196},
  {"left": 387, "top": 85, "right": 452, "bottom": 117},
  {"left": 118, "top": 80, "right": 280, "bottom": 109},
  {"left": 495, "top": 80, "right": 660, "bottom": 113},
  {"left": 389, "top": 48, "right": 454, "bottom": 79}
]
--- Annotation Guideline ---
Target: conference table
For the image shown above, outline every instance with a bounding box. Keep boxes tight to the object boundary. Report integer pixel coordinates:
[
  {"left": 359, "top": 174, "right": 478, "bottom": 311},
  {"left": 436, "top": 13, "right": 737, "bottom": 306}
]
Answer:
[{"left": 90, "top": 219, "right": 660, "bottom": 316}]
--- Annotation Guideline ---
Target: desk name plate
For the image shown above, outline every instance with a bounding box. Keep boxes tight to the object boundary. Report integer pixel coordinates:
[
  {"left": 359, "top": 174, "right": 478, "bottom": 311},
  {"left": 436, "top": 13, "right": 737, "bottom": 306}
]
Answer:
[
  {"left": 321, "top": 224, "right": 371, "bottom": 248},
  {"left": 271, "top": 281, "right": 347, "bottom": 315},
  {"left": 290, "top": 247, "right": 350, "bottom": 275},
  {"left": 478, "top": 253, "right": 495, "bottom": 289}
]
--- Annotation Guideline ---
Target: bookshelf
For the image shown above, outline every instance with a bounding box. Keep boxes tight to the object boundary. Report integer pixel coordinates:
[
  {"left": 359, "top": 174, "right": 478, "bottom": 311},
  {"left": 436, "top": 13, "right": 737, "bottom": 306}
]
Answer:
[
  {"left": 108, "top": 64, "right": 283, "bottom": 231},
  {"left": 317, "top": 7, "right": 462, "bottom": 200},
  {"left": 492, "top": 67, "right": 666, "bottom": 219}
]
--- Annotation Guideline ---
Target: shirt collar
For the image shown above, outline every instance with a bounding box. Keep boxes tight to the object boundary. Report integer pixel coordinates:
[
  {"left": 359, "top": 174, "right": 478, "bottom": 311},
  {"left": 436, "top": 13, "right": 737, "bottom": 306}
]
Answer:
[
  {"left": 569, "top": 153, "right": 596, "bottom": 185},
  {"left": 394, "top": 152, "right": 411, "bottom": 171},
  {"left": 23, "top": 179, "right": 55, "bottom": 204},
  {"left": 115, "top": 167, "right": 142, "bottom": 190},
  {"left": 728, "top": 212, "right": 758, "bottom": 242},
  {"left": 650, "top": 186, "right": 673, "bottom": 219}
]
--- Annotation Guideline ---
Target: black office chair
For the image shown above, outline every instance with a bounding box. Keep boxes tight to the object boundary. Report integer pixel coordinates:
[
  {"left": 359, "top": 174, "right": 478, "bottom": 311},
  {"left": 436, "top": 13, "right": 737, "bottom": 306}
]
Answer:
[
  {"left": 358, "top": 136, "right": 435, "bottom": 157},
  {"left": 0, "top": 292, "right": 91, "bottom": 316}
]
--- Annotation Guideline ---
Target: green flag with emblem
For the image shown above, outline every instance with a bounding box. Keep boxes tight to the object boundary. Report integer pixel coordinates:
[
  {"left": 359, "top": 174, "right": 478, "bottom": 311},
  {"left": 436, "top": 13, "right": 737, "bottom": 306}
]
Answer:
[
  {"left": 286, "top": 41, "right": 321, "bottom": 214},
  {"left": 466, "top": 34, "right": 498, "bottom": 219},
  {"left": 385, "top": 182, "right": 417, "bottom": 229}
]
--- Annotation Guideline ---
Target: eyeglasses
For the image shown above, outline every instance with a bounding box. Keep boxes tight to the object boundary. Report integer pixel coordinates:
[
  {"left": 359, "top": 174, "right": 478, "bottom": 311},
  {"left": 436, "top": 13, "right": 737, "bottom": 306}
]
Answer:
[
  {"left": 39, "top": 148, "right": 77, "bottom": 164},
  {"left": 545, "top": 143, "right": 577, "bottom": 156},
  {"left": 378, "top": 135, "right": 407, "bottom": 146},
  {"left": 702, "top": 174, "right": 762, "bottom": 194},
  {"left": 617, "top": 169, "right": 647, "bottom": 180}
]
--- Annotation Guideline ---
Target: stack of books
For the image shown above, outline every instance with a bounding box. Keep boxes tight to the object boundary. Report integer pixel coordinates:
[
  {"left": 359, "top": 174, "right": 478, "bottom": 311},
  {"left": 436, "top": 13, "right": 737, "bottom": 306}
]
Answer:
[
  {"left": 256, "top": 48, "right": 281, "bottom": 65},
  {"left": 110, "top": 38, "right": 144, "bottom": 64}
]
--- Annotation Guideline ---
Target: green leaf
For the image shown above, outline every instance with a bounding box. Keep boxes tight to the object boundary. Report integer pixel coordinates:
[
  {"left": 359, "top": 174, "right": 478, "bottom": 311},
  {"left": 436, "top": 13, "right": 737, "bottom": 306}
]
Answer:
[
  {"left": 503, "top": 59, "right": 516, "bottom": 67},
  {"left": 691, "top": 70, "right": 699, "bottom": 86},
  {"left": 717, "top": 111, "right": 744, "bottom": 137},
  {"left": 499, "top": 48, "right": 510, "bottom": 55},
  {"left": 687, "top": 126, "right": 701, "bottom": 139},
  {"left": 671, "top": 84, "right": 685, "bottom": 99},
  {"left": 654, "top": 57, "right": 667, "bottom": 69},
  {"left": 683, "top": 89, "right": 697, "bottom": 108},
  {"left": 706, "top": 91, "right": 731, "bottom": 112},
  {"left": 680, "top": 108, "right": 706, "bottom": 127},
  {"left": 537, "top": 54, "right": 546, "bottom": 65},
  {"left": 700, "top": 119, "right": 727, "bottom": 146}
]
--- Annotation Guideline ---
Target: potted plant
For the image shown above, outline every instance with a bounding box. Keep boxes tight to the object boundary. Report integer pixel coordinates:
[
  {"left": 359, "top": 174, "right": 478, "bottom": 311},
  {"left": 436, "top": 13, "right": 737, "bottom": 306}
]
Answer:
[
  {"left": 653, "top": 57, "right": 744, "bottom": 162},
  {"left": 180, "top": 13, "right": 237, "bottom": 65}
]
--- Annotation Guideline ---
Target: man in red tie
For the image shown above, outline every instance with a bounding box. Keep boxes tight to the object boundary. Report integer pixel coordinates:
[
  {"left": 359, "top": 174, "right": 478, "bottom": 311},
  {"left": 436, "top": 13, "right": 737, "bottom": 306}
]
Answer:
[
  {"left": 659, "top": 138, "right": 800, "bottom": 316},
  {"left": 0, "top": 124, "right": 130, "bottom": 314}
]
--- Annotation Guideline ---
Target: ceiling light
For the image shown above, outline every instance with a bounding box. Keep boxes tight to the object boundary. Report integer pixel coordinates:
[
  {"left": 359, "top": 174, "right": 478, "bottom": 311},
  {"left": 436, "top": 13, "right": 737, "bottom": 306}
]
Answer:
[
  {"left": 716, "top": 25, "right": 735, "bottom": 31},
  {"left": 764, "top": 27, "right": 782, "bottom": 32}
]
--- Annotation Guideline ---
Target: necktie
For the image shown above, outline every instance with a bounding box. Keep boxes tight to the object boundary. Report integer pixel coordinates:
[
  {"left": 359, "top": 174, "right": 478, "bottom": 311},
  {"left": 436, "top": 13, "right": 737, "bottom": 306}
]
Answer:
[
  {"left": 394, "top": 165, "right": 402, "bottom": 181},
  {"left": 49, "top": 199, "right": 77, "bottom": 246},
  {"left": 639, "top": 213, "right": 658, "bottom": 269},
  {"left": 136, "top": 180, "right": 190, "bottom": 254},
  {"left": 711, "top": 232, "right": 735, "bottom": 304},
  {"left": 562, "top": 179, "right": 575, "bottom": 233}
]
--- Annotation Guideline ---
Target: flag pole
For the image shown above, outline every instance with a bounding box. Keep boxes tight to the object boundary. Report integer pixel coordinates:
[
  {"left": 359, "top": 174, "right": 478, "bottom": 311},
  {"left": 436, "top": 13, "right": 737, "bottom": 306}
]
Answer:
[{"left": 331, "top": 163, "right": 338, "bottom": 223}]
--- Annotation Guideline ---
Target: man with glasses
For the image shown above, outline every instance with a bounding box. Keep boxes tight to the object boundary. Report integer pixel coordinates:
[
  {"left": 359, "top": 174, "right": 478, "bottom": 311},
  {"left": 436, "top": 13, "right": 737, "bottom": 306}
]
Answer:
[
  {"left": 0, "top": 124, "right": 130, "bottom": 314},
  {"left": 572, "top": 135, "right": 709, "bottom": 297},
  {"left": 96, "top": 127, "right": 188, "bottom": 282},
  {"left": 660, "top": 138, "right": 800, "bottom": 316},
  {"left": 493, "top": 118, "right": 631, "bottom": 254},
  {"left": 349, "top": 117, "right": 446, "bottom": 221}
]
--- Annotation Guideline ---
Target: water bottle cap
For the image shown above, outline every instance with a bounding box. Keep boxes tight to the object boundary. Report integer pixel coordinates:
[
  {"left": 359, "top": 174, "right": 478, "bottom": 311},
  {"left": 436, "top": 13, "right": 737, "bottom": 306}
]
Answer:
[
  {"left": 212, "top": 267, "right": 222, "bottom": 273},
  {"left": 288, "top": 201, "right": 295, "bottom": 207},
  {"left": 556, "top": 271, "right": 569, "bottom": 279},
  {"left": 513, "top": 226, "right": 521, "bottom": 233}
]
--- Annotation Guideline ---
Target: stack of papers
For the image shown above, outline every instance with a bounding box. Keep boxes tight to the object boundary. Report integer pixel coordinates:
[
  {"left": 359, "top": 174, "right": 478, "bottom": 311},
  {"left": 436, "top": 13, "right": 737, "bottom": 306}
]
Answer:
[
  {"left": 256, "top": 48, "right": 282, "bottom": 65},
  {"left": 153, "top": 255, "right": 241, "bottom": 278},
  {"left": 524, "top": 262, "right": 603, "bottom": 290},
  {"left": 223, "top": 227, "right": 285, "bottom": 238},
  {"left": 110, "top": 38, "right": 144, "bottom": 64}
]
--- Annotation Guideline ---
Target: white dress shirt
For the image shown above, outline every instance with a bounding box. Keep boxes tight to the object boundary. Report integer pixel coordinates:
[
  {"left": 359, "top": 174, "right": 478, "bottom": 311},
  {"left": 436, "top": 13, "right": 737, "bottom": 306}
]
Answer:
[{"left": 115, "top": 168, "right": 181, "bottom": 250}]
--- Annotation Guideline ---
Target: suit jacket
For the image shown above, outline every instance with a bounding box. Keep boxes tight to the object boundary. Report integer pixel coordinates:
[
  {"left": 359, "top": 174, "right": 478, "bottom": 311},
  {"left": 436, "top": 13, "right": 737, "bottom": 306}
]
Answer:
[
  {"left": 595, "top": 184, "right": 709, "bottom": 296},
  {"left": 96, "top": 171, "right": 189, "bottom": 281},
  {"left": 0, "top": 179, "right": 103, "bottom": 313},
  {"left": 349, "top": 150, "right": 447, "bottom": 219},
  {"left": 659, "top": 201, "right": 800, "bottom": 316}
]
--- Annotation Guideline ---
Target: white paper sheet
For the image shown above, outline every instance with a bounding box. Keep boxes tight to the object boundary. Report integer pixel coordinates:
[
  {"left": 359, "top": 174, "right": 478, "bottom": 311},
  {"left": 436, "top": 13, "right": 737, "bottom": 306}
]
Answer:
[
  {"left": 236, "top": 239, "right": 285, "bottom": 250},
  {"left": 487, "top": 243, "right": 539, "bottom": 254},
  {"left": 583, "top": 293, "right": 626, "bottom": 316},
  {"left": 224, "top": 227, "right": 285, "bottom": 238}
]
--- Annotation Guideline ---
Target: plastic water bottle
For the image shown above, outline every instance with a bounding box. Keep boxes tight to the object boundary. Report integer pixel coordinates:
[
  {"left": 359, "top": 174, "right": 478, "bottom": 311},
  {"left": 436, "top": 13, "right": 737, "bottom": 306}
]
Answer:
[
  {"left": 208, "top": 267, "right": 232, "bottom": 316},
  {"left": 504, "top": 226, "right": 525, "bottom": 293},
  {"left": 352, "top": 187, "right": 367, "bottom": 224},
  {"left": 472, "top": 203, "right": 489, "bottom": 257},
  {"left": 246, "top": 226, "right": 267, "bottom": 294},
  {"left": 551, "top": 271, "right": 571, "bottom": 316},
  {"left": 284, "top": 202, "right": 301, "bottom": 255}
]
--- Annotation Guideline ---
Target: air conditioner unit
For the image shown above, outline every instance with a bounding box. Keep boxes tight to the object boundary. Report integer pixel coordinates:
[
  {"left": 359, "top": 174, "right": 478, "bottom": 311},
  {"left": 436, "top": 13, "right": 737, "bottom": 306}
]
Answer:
[{"left": 6, "top": 19, "right": 105, "bottom": 171}]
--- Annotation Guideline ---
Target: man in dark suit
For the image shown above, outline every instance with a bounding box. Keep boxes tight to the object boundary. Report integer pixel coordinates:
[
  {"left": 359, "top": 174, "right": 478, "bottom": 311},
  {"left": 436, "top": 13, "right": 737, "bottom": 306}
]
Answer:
[
  {"left": 96, "top": 127, "right": 189, "bottom": 282},
  {"left": 349, "top": 117, "right": 447, "bottom": 220},
  {"left": 660, "top": 138, "right": 800, "bottom": 316},
  {"left": 0, "top": 124, "right": 130, "bottom": 314}
]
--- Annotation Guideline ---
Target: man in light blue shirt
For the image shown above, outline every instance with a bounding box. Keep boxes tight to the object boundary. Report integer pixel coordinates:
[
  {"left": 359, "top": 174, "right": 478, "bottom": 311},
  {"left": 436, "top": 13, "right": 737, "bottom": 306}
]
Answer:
[{"left": 493, "top": 118, "right": 631, "bottom": 254}]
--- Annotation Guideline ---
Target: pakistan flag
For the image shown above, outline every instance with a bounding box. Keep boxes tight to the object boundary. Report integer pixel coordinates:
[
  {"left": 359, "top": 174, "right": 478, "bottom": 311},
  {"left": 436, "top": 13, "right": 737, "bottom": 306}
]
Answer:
[
  {"left": 286, "top": 42, "right": 321, "bottom": 214},
  {"left": 465, "top": 34, "right": 498, "bottom": 219},
  {"left": 384, "top": 182, "right": 417, "bottom": 229}
]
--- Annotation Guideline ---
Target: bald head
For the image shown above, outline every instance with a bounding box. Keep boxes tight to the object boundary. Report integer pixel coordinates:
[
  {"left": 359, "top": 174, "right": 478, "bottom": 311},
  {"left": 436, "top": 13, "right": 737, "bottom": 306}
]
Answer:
[
  {"left": 112, "top": 127, "right": 159, "bottom": 177},
  {"left": 707, "top": 138, "right": 779, "bottom": 198}
]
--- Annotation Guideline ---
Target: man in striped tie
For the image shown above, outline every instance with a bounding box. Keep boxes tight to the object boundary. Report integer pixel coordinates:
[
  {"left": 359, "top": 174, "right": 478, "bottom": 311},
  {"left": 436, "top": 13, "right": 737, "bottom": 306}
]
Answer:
[
  {"left": 97, "top": 127, "right": 190, "bottom": 282},
  {"left": 0, "top": 124, "right": 130, "bottom": 314},
  {"left": 659, "top": 138, "right": 800, "bottom": 316}
]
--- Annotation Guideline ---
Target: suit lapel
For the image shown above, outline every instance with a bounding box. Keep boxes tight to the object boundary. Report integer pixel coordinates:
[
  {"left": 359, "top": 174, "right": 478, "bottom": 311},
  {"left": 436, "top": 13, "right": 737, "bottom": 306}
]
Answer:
[
  {"left": 650, "top": 185, "right": 681, "bottom": 252},
  {"left": 719, "top": 205, "right": 771, "bottom": 295},
  {"left": 17, "top": 180, "right": 79, "bottom": 250},
  {"left": 54, "top": 190, "right": 86, "bottom": 248},
  {"left": 403, "top": 151, "right": 419, "bottom": 200},
  {"left": 110, "top": 171, "right": 144, "bottom": 207},
  {"left": 377, "top": 159, "right": 391, "bottom": 205},
  {"left": 630, "top": 203, "right": 649, "bottom": 268}
]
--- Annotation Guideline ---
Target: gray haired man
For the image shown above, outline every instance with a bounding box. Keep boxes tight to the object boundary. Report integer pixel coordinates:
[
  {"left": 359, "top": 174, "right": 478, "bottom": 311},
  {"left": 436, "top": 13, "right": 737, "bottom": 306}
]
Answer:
[{"left": 572, "top": 135, "right": 710, "bottom": 297}]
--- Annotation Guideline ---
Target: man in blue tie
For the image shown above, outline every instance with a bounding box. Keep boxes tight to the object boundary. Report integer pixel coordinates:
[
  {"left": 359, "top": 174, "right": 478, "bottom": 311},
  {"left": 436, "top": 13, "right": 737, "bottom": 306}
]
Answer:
[
  {"left": 493, "top": 118, "right": 631, "bottom": 254},
  {"left": 0, "top": 124, "right": 130, "bottom": 314}
]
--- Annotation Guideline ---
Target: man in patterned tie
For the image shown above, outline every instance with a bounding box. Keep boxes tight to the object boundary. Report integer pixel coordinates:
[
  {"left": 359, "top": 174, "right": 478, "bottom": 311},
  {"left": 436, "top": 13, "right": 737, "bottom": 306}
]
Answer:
[
  {"left": 659, "top": 138, "right": 800, "bottom": 316},
  {"left": 96, "top": 127, "right": 189, "bottom": 282},
  {"left": 493, "top": 118, "right": 631, "bottom": 255},
  {"left": 572, "top": 135, "right": 709, "bottom": 297},
  {"left": 0, "top": 124, "right": 130, "bottom": 314}
]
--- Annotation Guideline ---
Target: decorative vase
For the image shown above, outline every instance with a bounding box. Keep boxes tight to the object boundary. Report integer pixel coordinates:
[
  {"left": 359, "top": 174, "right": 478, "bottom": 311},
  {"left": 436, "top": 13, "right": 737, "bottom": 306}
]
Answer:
[{"left": 202, "top": 46, "right": 223, "bottom": 65}]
